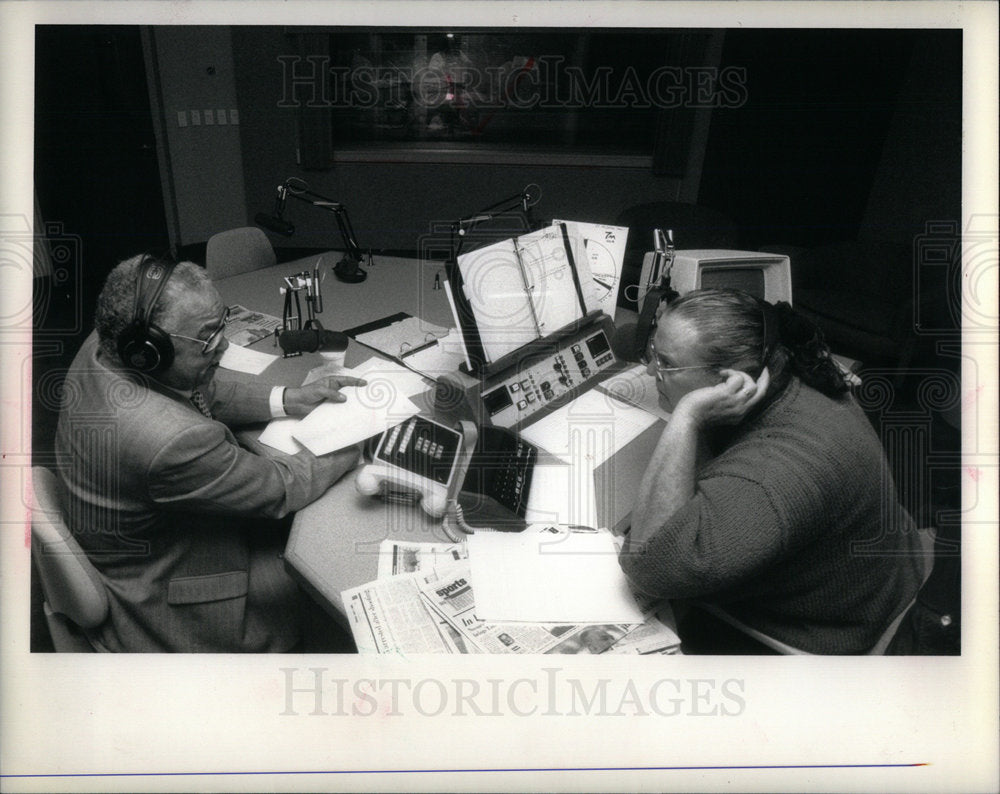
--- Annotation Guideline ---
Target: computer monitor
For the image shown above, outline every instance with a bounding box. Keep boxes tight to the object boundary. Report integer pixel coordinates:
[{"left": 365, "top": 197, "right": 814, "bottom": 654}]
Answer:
[{"left": 670, "top": 249, "right": 793, "bottom": 304}]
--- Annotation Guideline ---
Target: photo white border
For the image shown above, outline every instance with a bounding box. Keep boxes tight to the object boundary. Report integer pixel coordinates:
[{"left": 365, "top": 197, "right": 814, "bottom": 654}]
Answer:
[{"left": 2, "top": 2, "right": 997, "bottom": 792}]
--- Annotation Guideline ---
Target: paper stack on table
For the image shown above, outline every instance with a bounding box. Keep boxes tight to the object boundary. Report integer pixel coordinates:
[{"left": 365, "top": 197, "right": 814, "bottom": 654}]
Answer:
[
  {"left": 467, "top": 524, "right": 644, "bottom": 624},
  {"left": 256, "top": 357, "right": 429, "bottom": 456},
  {"left": 341, "top": 532, "right": 681, "bottom": 656}
]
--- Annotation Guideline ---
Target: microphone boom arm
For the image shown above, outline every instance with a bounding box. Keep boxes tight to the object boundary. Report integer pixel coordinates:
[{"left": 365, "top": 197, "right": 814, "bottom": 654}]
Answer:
[
  {"left": 450, "top": 184, "right": 540, "bottom": 260},
  {"left": 285, "top": 187, "right": 365, "bottom": 266}
]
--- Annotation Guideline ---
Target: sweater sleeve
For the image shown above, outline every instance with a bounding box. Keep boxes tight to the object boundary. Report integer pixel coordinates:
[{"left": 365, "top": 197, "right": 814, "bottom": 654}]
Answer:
[
  {"left": 620, "top": 469, "right": 799, "bottom": 600},
  {"left": 146, "top": 421, "right": 350, "bottom": 519}
]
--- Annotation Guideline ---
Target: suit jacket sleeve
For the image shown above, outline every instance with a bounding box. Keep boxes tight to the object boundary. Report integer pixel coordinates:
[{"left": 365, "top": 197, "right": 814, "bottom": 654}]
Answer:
[
  {"left": 205, "top": 375, "right": 274, "bottom": 426},
  {"left": 146, "top": 421, "right": 345, "bottom": 519}
]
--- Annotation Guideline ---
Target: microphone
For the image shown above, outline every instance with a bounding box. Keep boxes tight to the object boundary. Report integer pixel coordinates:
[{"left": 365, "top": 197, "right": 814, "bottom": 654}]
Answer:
[
  {"left": 255, "top": 184, "right": 295, "bottom": 236},
  {"left": 277, "top": 327, "right": 349, "bottom": 355}
]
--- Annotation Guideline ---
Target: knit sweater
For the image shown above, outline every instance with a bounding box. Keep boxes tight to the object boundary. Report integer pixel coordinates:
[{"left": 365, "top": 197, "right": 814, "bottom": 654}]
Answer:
[{"left": 620, "top": 377, "right": 925, "bottom": 654}]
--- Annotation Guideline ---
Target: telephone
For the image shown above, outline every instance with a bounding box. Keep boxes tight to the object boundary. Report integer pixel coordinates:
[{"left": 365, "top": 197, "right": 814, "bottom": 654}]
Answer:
[{"left": 355, "top": 417, "right": 537, "bottom": 533}]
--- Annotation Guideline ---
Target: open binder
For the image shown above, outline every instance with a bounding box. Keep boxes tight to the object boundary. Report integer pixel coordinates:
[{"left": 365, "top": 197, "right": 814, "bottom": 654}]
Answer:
[{"left": 445, "top": 222, "right": 592, "bottom": 373}]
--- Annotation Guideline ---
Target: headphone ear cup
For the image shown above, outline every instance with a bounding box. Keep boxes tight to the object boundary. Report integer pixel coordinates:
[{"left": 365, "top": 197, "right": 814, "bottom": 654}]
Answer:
[{"left": 117, "top": 321, "right": 175, "bottom": 373}]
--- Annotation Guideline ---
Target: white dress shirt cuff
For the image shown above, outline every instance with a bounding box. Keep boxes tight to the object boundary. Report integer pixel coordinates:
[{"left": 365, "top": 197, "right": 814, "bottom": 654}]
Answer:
[{"left": 269, "top": 386, "right": 287, "bottom": 418}]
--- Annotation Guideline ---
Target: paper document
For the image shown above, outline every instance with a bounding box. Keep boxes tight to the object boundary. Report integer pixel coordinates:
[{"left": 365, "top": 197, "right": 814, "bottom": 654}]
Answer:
[
  {"left": 415, "top": 564, "right": 570, "bottom": 654},
  {"left": 597, "top": 363, "right": 673, "bottom": 422},
  {"left": 524, "top": 461, "right": 598, "bottom": 529},
  {"left": 398, "top": 328, "right": 475, "bottom": 382},
  {"left": 342, "top": 571, "right": 469, "bottom": 654},
  {"left": 219, "top": 342, "right": 278, "bottom": 375},
  {"left": 555, "top": 220, "right": 629, "bottom": 314},
  {"left": 291, "top": 359, "right": 424, "bottom": 455},
  {"left": 375, "top": 539, "right": 468, "bottom": 579},
  {"left": 456, "top": 223, "right": 589, "bottom": 363},
  {"left": 518, "top": 387, "right": 659, "bottom": 466},
  {"left": 257, "top": 417, "right": 303, "bottom": 455},
  {"left": 467, "top": 524, "right": 645, "bottom": 624},
  {"left": 354, "top": 314, "right": 451, "bottom": 360}
]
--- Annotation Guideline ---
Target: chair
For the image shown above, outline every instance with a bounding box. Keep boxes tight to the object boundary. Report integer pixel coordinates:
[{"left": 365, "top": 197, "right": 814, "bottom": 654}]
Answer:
[
  {"left": 205, "top": 226, "right": 277, "bottom": 280},
  {"left": 30, "top": 467, "right": 109, "bottom": 652},
  {"left": 613, "top": 201, "right": 741, "bottom": 310}
]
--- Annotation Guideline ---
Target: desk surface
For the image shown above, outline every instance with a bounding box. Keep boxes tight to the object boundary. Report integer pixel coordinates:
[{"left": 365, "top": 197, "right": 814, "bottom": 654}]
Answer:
[{"left": 215, "top": 251, "right": 656, "bottom": 627}]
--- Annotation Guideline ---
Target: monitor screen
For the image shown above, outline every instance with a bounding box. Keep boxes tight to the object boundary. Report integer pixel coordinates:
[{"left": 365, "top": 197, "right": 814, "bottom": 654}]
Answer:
[
  {"left": 700, "top": 267, "right": 766, "bottom": 299},
  {"left": 668, "top": 250, "right": 793, "bottom": 305}
]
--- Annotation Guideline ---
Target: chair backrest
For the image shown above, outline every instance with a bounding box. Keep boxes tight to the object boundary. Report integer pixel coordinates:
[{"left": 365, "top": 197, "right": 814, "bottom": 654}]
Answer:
[
  {"left": 205, "top": 226, "right": 277, "bottom": 280},
  {"left": 31, "top": 467, "right": 109, "bottom": 648}
]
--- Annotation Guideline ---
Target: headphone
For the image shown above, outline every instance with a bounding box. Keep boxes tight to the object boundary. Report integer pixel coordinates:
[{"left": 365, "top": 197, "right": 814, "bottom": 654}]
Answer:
[{"left": 116, "top": 254, "right": 178, "bottom": 373}]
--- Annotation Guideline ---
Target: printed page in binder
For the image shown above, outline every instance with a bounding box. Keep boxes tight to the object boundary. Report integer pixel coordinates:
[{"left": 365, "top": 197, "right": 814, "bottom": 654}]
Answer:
[
  {"left": 517, "top": 224, "right": 592, "bottom": 338},
  {"left": 456, "top": 223, "right": 591, "bottom": 363}
]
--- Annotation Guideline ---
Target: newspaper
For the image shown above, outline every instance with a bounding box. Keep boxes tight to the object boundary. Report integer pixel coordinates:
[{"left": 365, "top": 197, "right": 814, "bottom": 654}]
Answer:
[
  {"left": 375, "top": 539, "right": 468, "bottom": 579},
  {"left": 416, "top": 564, "right": 583, "bottom": 654},
  {"left": 605, "top": 614, "right": 682, "bottom": 654},
  {"left": 344, "top": 543, "right": 681, "bottom": 656},
  {"left": 224, "top": 304, "right": 283, "bottom": 348},
  {"left": 342, "top": 570, "right": 472, "bottom": 654}
]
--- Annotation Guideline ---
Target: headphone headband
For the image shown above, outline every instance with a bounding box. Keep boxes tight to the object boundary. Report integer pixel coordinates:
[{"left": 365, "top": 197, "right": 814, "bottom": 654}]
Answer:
[{"left": 117, "top": 254, "right": 178, "bottom": 373}]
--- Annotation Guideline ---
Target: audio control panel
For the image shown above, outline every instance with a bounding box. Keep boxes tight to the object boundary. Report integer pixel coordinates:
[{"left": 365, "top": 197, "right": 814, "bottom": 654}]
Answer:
[{"left": 435, "top": 314, "right": 621, "bottom": 431}]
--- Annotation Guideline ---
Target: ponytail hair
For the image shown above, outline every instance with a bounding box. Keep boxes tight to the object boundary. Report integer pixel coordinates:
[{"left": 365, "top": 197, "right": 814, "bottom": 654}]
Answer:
[
  {"left": 664, "top": 289, "right": 849, "bottom": 398},
  {"left": 765, "top": 301, "right": 849, "bottom": 396}
]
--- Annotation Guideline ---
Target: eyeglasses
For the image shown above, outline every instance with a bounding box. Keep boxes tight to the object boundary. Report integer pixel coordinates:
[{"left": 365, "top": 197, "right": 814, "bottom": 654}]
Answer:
[
  {"left": 168, "top": 307, "right": 230, "bottom": 355},
  {"left": 641, "top": 334, "right": 714, "bottom": 378}
]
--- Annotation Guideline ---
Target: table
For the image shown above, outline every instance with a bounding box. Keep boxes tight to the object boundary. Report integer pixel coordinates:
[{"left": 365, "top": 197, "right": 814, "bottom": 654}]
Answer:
[{"left": 215, "top": 251, "right": 659, "bottom": 627}]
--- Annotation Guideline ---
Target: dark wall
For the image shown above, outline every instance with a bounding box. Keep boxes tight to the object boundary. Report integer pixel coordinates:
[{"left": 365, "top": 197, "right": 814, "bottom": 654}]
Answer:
[
  {"left": 35, "top": 26, "right": 169, "bottom": 320},
  {"left": 698, "top": 29, "right": 961, "bottom": 249}
]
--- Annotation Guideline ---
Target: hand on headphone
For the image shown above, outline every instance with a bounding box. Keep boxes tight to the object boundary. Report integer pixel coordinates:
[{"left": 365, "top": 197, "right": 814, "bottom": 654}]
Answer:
[
  {"left": 673, "top": 367, "right": 771, "bottom": 429},
  {"left": 281, "top": 375, "right": 368, "bottom": 417}
]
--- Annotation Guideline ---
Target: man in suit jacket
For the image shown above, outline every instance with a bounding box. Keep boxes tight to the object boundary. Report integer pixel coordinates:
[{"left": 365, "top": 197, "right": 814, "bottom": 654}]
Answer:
[{"left": 55, "top": 254, "right": 363, "bottom": 652}]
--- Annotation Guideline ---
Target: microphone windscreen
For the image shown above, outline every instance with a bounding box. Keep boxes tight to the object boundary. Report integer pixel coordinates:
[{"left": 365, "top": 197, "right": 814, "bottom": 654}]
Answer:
[
  {"left": 611, "top": 323, "right": 641, "bottom": 363},
  {"left": 278, "top": 329, "right": 350, "bottom": 354},
  {"left": 318, "top": 330, "right": 349, "bottom": 352},
  {"left": 254, "top": 213, "right": 295, "bottom": 237},
  {"left": 278, "top": 329, "right": 320, "bottom": 354}
]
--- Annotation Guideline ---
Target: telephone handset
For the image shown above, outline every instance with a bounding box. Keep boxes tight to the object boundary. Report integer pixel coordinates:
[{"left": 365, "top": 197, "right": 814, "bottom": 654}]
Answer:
[{"left": 355, "top": 417, "right": 537, "bottom": 533}]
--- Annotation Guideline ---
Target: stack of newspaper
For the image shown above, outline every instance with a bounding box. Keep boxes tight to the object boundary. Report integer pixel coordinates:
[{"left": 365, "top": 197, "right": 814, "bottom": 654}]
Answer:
[{"left": 341, "top": 537, "right": 681, "bottom": 655}]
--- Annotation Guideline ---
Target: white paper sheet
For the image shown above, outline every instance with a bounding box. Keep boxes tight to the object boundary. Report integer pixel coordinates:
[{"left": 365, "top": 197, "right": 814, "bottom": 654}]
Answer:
[
  {"left": 467, "top": 524, "right": 645, "bottom": 624},
  {"left": 518, "top": 387, "right": 659, "bottom": 465},
  {"left": 523, "top": 461, "right": 598, "bottom": 529},
  {"left": 219, "top": 342, "right": 279, "bottom": 375},
  {"left": 256, "top": 416, "right": 304, "bottom": 454},
  {"left": 291, "top": 360, "right": 424, "bottom": 455},
  {"left": 597, "top": 363, "right": 673, "bottom": 423}
]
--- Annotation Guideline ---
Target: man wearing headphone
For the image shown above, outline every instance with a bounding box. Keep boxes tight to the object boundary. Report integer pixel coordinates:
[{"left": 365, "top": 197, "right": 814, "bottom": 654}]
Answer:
[{"left": 55, "top": 254, "right": 364, "bottom": 652}]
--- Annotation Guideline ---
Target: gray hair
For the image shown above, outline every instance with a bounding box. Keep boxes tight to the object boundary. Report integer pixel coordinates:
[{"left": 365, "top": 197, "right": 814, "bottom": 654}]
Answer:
[
  {"left": 94, "top": 254, "right": 212, "bottom": 361},
  {"left": 663, "top": 288, "right": 848, "bottom": 396},
  {"left": 664, "top": 288, "right": 769, "bottom": 374}
]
